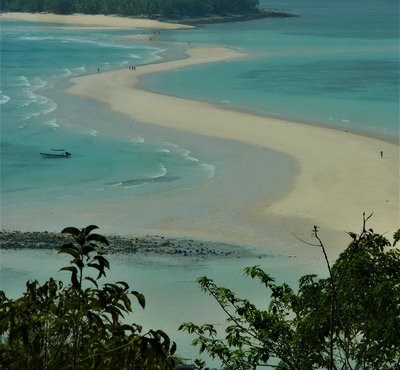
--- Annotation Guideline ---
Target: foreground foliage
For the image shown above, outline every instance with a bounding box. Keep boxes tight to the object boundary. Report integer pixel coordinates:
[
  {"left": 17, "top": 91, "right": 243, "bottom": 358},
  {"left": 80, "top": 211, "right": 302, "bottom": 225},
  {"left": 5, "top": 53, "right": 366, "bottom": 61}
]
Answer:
[
  {"left": 1, "top": 218, "right": 399, "bottom": 369},
  {"left": 0, "top": 225, "right": 176, "bottom": 370},
  {"left": 180, "top": 217, "right": 400, "bottom": 369}
]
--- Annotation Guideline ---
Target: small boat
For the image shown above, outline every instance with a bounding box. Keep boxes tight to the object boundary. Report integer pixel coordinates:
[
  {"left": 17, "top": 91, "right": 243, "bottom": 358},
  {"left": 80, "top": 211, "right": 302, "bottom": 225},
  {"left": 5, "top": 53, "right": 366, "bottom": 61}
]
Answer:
[{"left": 40, "top": 149, "right": 71, "bottom": 158}]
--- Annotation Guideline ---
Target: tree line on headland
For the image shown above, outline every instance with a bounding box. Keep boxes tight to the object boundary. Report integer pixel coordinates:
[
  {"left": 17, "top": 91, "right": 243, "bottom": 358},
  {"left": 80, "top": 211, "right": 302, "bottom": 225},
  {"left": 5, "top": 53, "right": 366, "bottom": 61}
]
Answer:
[{"left": 0, "top": 0, "right": 261, "bottom": 18}]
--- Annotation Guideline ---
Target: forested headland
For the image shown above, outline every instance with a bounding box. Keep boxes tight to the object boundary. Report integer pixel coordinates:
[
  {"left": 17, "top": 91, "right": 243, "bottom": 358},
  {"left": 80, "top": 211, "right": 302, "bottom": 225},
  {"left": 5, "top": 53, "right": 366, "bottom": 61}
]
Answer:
[{"left": 0, "top": 0, "right": 294, "bottom": 21}]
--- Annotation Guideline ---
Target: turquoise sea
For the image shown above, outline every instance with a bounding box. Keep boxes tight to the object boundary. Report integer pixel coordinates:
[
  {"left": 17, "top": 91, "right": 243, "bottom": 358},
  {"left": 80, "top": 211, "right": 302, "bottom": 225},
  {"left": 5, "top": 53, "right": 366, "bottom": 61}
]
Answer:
[
  {"left": 144, "top": 0, "right": 399, "bottom": 138},
  {"left": 1, "top": 0, "right": 399, "bottom": 219},
  {"left": 1, "top": 0, "right": 399, "bottom": 363}
]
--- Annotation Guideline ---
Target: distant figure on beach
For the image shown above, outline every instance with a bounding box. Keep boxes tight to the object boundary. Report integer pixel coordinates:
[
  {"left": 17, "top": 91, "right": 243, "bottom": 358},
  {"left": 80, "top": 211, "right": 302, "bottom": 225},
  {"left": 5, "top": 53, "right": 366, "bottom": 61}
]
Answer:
[
  {"left": 133, "top": 66, "right": 136, "bottom": 71},
  {"left": 380, "top": 151, "right": 384, "bottom": 158},
  {"left": 97, "top": 68, "right": 100, "bottom": 73}
]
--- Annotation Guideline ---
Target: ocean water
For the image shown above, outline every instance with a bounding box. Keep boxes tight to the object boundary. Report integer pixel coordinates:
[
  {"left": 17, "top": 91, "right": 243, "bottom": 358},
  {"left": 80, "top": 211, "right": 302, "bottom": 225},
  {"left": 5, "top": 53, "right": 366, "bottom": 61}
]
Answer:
[
  {"left": 0, "top": 247, "right": 326, "bottom": 363},
  {"left": 1, "top": 0, "right": 398, "bottom": 364},
  {"left": 142, "top": 0, "right": 399, "bottom": 138},
  {"left": 1, "top": 0, "right": 398, "bottom": 222},
  {"left": 0, "top": 23, "right": 221, "bottom": 213}
]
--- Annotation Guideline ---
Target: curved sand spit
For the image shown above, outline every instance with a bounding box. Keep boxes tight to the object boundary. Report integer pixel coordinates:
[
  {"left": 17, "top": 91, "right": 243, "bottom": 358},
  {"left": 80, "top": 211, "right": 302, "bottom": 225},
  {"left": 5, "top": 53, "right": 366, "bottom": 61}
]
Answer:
[
  {"left": 2, "top": 13, "right": 398, "bottom": 258},
  {"left": 67, "top": 46, "right": 399, "bottom": 253}
]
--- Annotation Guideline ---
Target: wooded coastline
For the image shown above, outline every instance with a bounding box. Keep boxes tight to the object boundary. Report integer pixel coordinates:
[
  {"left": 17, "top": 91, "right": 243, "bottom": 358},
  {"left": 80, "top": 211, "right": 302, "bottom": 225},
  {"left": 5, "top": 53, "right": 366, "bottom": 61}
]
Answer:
[{"left": 0, "top": 0, "right": 295, "bottom": 23}]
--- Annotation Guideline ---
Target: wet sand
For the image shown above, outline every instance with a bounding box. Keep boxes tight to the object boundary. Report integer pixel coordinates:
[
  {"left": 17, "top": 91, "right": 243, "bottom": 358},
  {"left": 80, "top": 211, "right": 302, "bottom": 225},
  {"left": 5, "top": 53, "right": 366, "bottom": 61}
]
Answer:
[{"left": 65, "top": 45, "right": 399, "bottom": 258}]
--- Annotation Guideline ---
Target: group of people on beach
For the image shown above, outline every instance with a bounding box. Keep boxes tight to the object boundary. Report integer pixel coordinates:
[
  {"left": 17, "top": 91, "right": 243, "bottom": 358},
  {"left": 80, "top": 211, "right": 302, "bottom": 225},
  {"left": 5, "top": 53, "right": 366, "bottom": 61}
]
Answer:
[{"left": 97, "top": 66, "right": 136, "bottom": 73}]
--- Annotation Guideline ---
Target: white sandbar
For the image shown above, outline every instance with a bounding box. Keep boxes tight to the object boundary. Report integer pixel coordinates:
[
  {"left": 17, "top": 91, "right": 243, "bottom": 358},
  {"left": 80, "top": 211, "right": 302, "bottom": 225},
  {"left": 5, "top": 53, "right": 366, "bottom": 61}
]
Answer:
[{"left": 66, "top": 46, "right": 399, "bottom": 256}]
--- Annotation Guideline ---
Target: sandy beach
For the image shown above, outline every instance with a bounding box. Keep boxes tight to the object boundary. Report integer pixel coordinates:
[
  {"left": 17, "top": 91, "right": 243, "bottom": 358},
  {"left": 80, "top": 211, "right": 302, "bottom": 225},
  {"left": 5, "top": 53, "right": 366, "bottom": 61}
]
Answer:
[
  {"left": 2, "top": 13, "right": 398, "bottom": 260},
  {"left": 65, "top": 45, "right": 399, "bottom": 257},
  {"left": 0, "top": 12, "right": 193, "bottom": 29}
]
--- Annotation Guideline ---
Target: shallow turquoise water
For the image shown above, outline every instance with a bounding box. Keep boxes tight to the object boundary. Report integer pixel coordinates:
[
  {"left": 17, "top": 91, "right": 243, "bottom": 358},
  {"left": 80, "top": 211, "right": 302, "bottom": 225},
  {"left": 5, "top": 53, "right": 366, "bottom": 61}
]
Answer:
[
  {"left": 0, "top": 23, "right": 221, "bottom": 210},
  {"left": 1, "top": 0, "right": 398, "bottom": 217},
  {"left": 142, "top": 0, "right": 399, "bottom": 138},
  {"left": 0, "top": 248, "right": 326, "bottom": 362}
]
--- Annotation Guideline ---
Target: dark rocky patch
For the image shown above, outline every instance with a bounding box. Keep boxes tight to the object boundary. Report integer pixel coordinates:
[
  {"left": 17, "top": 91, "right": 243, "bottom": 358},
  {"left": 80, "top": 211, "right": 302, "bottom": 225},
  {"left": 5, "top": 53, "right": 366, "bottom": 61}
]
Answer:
[{"left": 0, "top": 230, "right": 259, "bottom": 259}]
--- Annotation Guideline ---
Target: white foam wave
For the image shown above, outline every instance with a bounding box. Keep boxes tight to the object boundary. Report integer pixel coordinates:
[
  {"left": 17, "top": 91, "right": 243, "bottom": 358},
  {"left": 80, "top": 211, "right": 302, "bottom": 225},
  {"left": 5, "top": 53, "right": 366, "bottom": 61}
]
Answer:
[
  {"left": 60, "top": 66, "right": 86, "bottom": 77},
  {"left": 186, "top": 156, "right": 200, "bottom": 163},
  {"left": 179, "top": 149, "right": 191, "bottom": 157},
  {"left": 129, "top": 137, "right": 145, "bottom": 145},
  {"left": 19, "top": 36, "right": 52, "bottom": 41},
  {"left": 18, "top": 101, "right": 34, "bottom": 108},
  {"left": 63, "top": 68, "right": 73, "bottom": 77},
  {"left": 157, "top": 148, "right": 170, "bottom": 154},
  {"left": 160, "top": 141, "right": 191, "bottom": 157},
  {"left": 200, "top": 163, "right": 216, "bottom": 179},
  {"left": 98, "top": 42, "right": 136, "bottom": 50},
  {"left": 109, "top": 182, "right": 123, "bottom": 188},
  {"left": 59, "top": 36, "right": 139, "bottom": 51},
  {"left": 71, "top": 66, "right": 86, "bottom": 75},
  {"left": 150, "top": 162, "right": 168, "bottom": 179},
  {"left": 86, "top": 129, "right": 98, "bottom": 136},
  {"left": 0, "top": 92, "right": 11, "bottom": 104},
  {"left": 37, "top": 94, "right": 58, "bottom": 114},
  {"left": 17, "top": 76, "right": 31, "bottom": 87},
  {"left": 150, "top": 49, "right": 165, "bottom": 61},
  {"left": 221, "top": 100, "right": 231, "bottom": 104},
  {"left": 24, "top": 90, "right": 38, "bottom": 102},
  {"left": 130, "top": 53, "right": 141, "bottom": 59},
  {"left": 60, "top": 37, "right": 99, "bottom": 46},
  {"left": 31, "top": 77, "right": 48, "bottom": 90},
  {"left": 123, "top": 181, "right": 149, "bottom": 189},
  {"left": 22, "top": 112, "right": 40, "bottom": 120},
  {"left": 341, "top": 119, "right": 350, "bottom": 123},
  {"left": 42, "top": 119, "right": 59, "bottom": 128},
  {"left": 93, "top": 187, "right": 105, "bottom": 192}
]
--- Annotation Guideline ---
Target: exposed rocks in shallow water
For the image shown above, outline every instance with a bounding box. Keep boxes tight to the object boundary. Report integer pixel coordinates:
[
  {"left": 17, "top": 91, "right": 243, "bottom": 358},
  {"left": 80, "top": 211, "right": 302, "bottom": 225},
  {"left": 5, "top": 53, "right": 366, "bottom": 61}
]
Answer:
[{"left": 0, "top": 230, "right": 257, "bottom": 259}]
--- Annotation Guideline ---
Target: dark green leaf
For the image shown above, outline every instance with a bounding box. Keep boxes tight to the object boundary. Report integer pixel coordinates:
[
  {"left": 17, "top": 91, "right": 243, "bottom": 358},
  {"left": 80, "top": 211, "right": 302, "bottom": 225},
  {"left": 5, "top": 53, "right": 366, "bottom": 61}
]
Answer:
[
  {"left": 84, "top": 225, "right": 99, "bottom": 236},
  {"left": 58, "top": 245, "right": 80, "bottom": 259},
  {"left": 132, "top": 291, "right": 146, "bottom": 309},
  {"left": 87, "top": 233, "right": 109, "bottom": 245},
  {"left": 61, "top": 226, "right": 80, "bottom": 236}
]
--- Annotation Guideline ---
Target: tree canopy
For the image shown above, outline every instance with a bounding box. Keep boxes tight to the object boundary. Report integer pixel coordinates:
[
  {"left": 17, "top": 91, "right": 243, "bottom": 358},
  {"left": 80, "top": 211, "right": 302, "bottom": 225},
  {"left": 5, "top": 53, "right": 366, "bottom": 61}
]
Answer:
[
  {"left": 1, "top": 218, "right": 399, "bottom": 369},
  {"left": 0, "top": 0, "right": 261, "bottom": 18},
  {"left": 180, "top": 217, "right": 400, "bottom": 369},
  {"left": 0, "top": 225, "right": 177, "bottom": 369}
]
